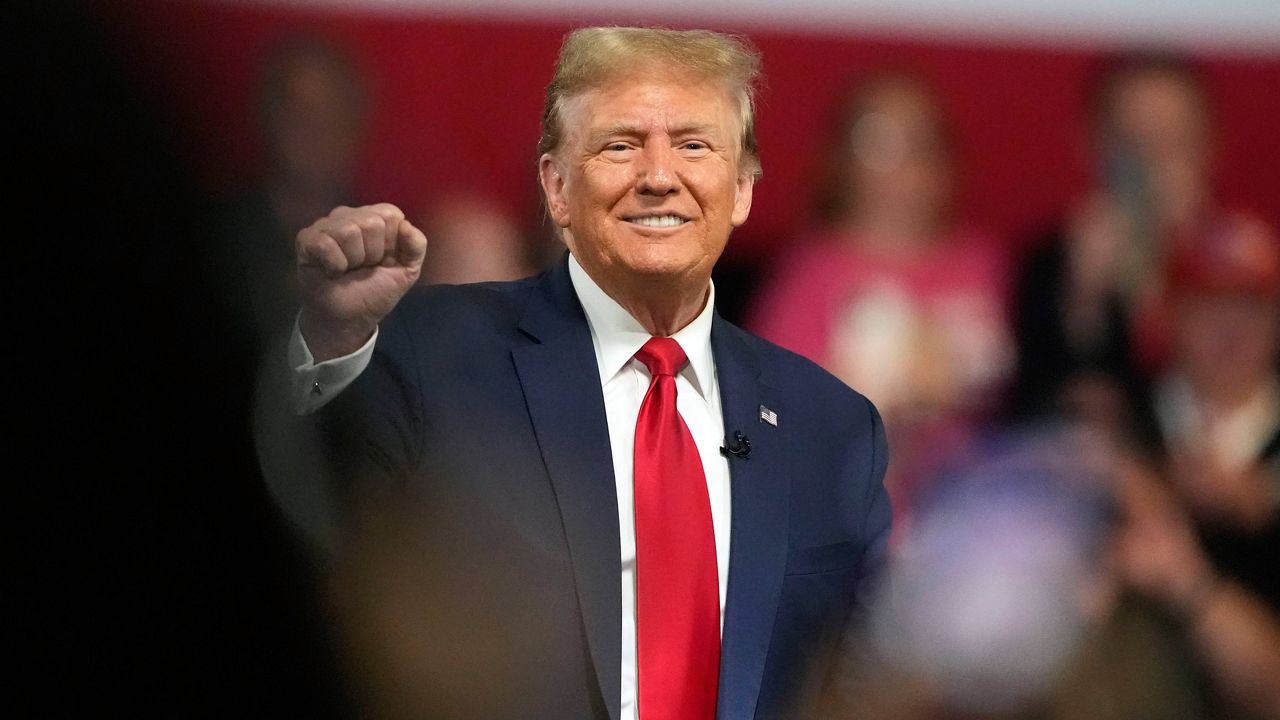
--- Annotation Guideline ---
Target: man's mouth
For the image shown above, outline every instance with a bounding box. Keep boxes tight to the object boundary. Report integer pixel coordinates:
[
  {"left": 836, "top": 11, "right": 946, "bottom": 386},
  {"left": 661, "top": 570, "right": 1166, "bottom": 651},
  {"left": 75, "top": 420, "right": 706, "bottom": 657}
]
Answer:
[{"left": 624, "top": 214, "right": 688, "bottom": 228}]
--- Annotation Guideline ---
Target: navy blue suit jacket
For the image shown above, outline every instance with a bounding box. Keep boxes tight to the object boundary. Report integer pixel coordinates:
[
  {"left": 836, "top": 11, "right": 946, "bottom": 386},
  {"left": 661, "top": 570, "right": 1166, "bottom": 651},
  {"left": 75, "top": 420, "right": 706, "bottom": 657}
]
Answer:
[{"left": 318, "top": 257, "right": 890, "bottom": 720}]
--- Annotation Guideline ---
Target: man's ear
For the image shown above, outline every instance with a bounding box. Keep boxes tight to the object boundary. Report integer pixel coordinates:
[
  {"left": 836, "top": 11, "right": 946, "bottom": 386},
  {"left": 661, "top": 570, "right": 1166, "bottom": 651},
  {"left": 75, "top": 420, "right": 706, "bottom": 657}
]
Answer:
[
  {"left": 731, "top": 170, "right": 755, "bottom": 227},
  {"left": 539, "top": 154, "right": 572, "bottom": 228}
]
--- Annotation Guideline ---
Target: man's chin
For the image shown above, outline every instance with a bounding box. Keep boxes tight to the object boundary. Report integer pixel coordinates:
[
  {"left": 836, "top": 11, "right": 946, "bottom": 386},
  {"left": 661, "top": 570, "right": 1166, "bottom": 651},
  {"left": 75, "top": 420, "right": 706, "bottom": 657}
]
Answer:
[{"left": 617, "top": 253, "right": 707, "bottom": 281}]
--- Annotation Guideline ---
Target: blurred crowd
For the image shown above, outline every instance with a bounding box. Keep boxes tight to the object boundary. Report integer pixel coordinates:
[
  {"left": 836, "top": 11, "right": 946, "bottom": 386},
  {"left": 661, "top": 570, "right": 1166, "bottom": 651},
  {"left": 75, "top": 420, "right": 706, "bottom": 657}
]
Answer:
[
  {"left": 208, "top": 32, "right": 1279, "bottom": 720},
  {"left": 756, "top": 56, "right": 1280, "bottom": 719}
]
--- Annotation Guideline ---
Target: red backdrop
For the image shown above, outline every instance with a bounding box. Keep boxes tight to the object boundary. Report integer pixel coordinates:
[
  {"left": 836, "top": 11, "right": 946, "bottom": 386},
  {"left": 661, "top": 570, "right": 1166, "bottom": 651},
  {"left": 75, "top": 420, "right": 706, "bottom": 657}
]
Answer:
[{"left": 96, "top": 1, "right": 1280, "bottom": 258}]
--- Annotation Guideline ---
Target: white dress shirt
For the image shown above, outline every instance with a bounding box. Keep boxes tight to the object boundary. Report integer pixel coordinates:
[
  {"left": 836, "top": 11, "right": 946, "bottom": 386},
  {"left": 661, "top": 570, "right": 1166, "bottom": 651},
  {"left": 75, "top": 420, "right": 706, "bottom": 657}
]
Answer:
[{"left": 289, "top": 254, "right": 732, "bottom": 720}]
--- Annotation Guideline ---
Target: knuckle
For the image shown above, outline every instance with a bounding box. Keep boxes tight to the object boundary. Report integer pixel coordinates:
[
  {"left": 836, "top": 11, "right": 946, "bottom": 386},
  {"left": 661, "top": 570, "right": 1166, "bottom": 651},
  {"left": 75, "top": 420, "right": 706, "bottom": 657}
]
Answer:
[
  {"left": 324, "top": 243, "right": 348, "bottom": 266},
  {"left": 299, "top": 229, "right": 330, "bottom": 254},
  {"left": 356, "top": 214, "right": 383, "bottom": 234},
  {"left": 334, "top": 222, "right": 361, "bottom": 240},
  {"left": 373, "top": 202, "right": 405, "bottom": 222}
]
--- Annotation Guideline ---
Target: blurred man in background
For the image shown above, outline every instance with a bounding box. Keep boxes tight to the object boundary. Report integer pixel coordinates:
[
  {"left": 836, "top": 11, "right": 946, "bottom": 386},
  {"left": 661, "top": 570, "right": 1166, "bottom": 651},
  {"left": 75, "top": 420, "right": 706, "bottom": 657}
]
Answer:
[
  {"left": 212, "top": 33, "right": 369, "bottom": 351},
  {"left": 414, "top": 192, "right": 550, "bottom": 285},
  {"left": 1121, "top": 215, "right": 1280, "bottom": 718},
  {"left": 1013, "top": 55, "right": 1222, "bottom": 440},
  {"left": 1153, "top": 215, "right": 1280, "bottom": 545}
]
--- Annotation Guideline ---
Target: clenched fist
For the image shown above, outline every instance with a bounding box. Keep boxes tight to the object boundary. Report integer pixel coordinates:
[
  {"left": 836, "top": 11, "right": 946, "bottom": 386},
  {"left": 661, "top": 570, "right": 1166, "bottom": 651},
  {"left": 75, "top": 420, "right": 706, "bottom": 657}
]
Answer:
[{"left": 296, "top": 203, "right": 428, "bottom": 361}]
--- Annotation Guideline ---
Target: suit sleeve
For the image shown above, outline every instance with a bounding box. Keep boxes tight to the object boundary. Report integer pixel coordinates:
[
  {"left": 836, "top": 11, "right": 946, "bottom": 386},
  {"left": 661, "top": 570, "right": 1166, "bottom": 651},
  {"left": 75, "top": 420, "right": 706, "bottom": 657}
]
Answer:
[
  {"left": 314, "top": 313, "right": 425, "bottom": 518},
  {"left": 256, "top": 311, "right": 425, "bottom": 557}
]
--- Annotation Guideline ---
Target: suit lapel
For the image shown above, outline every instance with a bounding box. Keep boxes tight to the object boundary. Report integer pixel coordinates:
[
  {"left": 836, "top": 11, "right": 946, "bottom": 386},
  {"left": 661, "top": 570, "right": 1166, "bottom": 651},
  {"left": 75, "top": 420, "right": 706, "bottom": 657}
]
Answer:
[
  {"left": 712, "top": 317, "right": 790, "bottom": 720},
  {"left": 511, "top": 261, "right": 622, "bottom": 720}
]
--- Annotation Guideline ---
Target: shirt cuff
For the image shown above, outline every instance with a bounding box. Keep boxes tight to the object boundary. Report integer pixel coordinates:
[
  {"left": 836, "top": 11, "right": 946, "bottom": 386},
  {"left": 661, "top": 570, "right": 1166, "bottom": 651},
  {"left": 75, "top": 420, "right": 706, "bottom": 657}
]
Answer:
[{"left": 288, "top": 316, "right": 378, "bottom": 415}]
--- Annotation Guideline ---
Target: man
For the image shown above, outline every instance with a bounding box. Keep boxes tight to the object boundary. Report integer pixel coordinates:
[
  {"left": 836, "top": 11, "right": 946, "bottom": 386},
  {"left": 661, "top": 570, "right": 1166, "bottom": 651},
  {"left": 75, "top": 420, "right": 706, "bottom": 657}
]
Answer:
[
  {"left": 1130, "top": 214, "right": 1280, "bottom": 717},
  {"left": 284, "top": 27, "right": 889, "bottom": 720},
  {"left": 1012, "top": 54, "right": 1217, "bottom": 440},
  {"left": 212, "top": 33, "right": 369, "bottom": 353}
]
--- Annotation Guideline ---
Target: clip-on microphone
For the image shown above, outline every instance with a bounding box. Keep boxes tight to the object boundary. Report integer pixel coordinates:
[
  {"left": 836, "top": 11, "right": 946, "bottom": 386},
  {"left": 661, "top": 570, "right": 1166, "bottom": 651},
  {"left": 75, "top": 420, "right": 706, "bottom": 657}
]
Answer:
[{"left": 720, "top": 431, "right": 751, "bottom": 460}]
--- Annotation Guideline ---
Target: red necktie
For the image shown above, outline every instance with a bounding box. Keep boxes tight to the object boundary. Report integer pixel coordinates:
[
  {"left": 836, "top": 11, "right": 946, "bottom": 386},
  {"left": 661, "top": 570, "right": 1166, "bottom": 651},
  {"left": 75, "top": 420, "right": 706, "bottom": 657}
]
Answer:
[{"left": 633, "top": 337, "right": 720, "bottom": 720}]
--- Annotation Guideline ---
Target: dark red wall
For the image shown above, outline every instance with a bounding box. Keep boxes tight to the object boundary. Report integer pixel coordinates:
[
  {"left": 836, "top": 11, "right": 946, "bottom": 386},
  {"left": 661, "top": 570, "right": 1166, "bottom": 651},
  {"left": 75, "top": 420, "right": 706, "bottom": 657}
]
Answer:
[{"left": 97, "top": 1, "right": 1280, "bottom": 258}]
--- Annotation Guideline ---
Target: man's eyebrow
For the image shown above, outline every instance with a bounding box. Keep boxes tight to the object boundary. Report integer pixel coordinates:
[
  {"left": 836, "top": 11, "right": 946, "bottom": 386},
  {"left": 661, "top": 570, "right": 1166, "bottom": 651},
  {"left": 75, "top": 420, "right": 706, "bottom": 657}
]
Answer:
[
  {"left": 669, "top": 123, "right": 723, "bottom": 138},
  {"left": 588, "top": 124, "right": 644, "bottom": 143},
  {"left": 587, "top": 122, "right": 725, "bottom": 143}
]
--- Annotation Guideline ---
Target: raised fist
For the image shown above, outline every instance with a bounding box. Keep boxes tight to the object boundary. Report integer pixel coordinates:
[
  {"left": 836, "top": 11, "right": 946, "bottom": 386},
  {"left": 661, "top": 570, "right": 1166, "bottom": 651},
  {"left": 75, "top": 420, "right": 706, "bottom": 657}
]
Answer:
[{"left": 296, "top": 203, "right": 428, "bottom": 360}]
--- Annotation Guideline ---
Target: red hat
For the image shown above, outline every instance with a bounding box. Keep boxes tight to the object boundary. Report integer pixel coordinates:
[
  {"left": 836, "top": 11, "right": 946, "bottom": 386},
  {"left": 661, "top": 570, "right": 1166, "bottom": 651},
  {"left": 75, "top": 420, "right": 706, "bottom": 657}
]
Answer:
[{"left": 1166, "top": 213, "right": 1280, "bottom": 297}]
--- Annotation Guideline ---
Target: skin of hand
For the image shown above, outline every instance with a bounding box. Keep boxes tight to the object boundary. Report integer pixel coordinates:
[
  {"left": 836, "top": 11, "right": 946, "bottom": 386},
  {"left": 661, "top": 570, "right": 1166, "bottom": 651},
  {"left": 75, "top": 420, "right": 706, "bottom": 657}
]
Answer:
[
  {"left": 1112, "top": 465, "right": 1216, "bottom": 613},
  {"left": 1067, "top": 194, "right": 1132, "bottom": 301},
  {"left": 1114, "top": 461, "right": 1280, "bottom": 718},
  {"left": 296, "top": 203, "right": 429, "bottom": 361},
  {"left": 1169, "top": 444, "right": 1278, "bottom": 532}
]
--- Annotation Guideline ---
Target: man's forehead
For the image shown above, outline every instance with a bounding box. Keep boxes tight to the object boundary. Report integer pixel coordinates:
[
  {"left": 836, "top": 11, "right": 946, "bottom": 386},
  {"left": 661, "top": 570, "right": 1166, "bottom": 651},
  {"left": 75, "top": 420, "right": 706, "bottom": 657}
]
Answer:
[{"left": 561, "top": 73, "right": 737, "bottom": 134}]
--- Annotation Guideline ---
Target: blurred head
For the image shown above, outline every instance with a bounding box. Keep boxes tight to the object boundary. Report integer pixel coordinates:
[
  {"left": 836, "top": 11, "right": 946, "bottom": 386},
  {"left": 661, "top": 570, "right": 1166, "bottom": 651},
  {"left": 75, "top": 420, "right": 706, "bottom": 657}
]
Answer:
[
  {"left": 868, "top": 427, "right": 1117, "bottom": 715},
  {"left": 1089, "top": 55, "right": 1213, "bottom": 225},
  {"left": 816, "top": 71, "right": 955, "bottom": 234},
  {"left": 1166, "top": 215, "right": 1280, "bottom": 402},
  {"left": 536, "top": 27, "right": 760, "bottom": 295},
  {"left": 258, "top": 34, "right": 368, "bottom": 195},
  {"left": 419, "top": 194, "right": 539, "bottom": 285}
]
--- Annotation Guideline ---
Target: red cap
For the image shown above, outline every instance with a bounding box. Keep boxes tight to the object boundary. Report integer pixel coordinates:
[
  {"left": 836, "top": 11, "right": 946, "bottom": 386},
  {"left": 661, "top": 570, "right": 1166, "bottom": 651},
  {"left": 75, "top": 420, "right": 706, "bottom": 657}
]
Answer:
[{"left": 1165, "top": 213, "right": 1280, "bottom": 297}]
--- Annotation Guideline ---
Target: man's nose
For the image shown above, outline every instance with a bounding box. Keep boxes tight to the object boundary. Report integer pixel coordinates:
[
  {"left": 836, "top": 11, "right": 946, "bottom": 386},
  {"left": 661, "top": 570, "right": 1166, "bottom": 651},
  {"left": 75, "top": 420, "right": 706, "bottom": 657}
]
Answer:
[{"left": 635, "top": 143, "right": 680, "bottom": 196}]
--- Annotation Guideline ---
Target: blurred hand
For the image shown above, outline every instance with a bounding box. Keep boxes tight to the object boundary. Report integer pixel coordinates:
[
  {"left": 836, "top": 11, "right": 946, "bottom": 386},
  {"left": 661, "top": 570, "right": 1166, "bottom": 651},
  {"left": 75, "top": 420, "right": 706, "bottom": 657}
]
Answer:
[
  {"left": 1119, "top": 458, "right": 1280, "bottom": 719},
  {"left": 1067, "top": 194, "right": 1131, "bottom": 299},
  {"left": 1170, "top": 446, "right": 1277, "bottom": 532},
  {"left": 1058, "top": 373, "right": 1132, "bottom": 438},
  {"left": 296, "top": 203, "right": 428, "bottom": 360},
  {"left": 1113, "top": 466, "right": 1217, "bottom": 615}
]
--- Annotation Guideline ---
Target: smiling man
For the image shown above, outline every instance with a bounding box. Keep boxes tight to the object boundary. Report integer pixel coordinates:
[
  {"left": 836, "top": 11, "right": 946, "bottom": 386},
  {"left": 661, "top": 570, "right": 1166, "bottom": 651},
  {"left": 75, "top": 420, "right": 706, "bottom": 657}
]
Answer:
[{"left": 285, "top": 27, "right": 889, "bottom": 720}]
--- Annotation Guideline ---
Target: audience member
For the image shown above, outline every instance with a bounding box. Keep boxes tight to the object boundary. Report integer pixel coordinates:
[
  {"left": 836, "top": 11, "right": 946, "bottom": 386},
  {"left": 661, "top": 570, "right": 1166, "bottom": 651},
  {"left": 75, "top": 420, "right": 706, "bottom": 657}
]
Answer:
[
  {"left": 211, "top": 33, "right": 369, "bottom": 349},
  {"left": 414, "top": 192, "right": 551, "bottom": 285},
  {"left": 1122, "top": 215, "right": 1280, "bottom": 718},
  {"left": 1012, "top": 54, "right": 1226, "bottom": 442},
  {"left": 1152, "top": 215, "right": 1280, "bottom": 545},
  {"left": 822, "top": 421, "right": 1280, "bottom": 720},
  {"left": 820, "top": 428, "right": 1135, "bottom": 719},
  {"left": 750, "top": 70, "right": 1012, "bottom": 524}
]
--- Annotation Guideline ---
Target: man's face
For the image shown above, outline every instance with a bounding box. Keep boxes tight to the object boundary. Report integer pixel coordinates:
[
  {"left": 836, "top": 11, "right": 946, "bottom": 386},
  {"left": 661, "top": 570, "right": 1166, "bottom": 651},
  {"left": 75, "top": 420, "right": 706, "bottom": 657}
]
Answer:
[
  {"left": 267, "top": 56, "right": 365, "bottom": 191},
  {"left": 1108, "top": 72, "right": 1208, "bottom": 168},
  {"left": 1173, "top": 292, "right": 1279, "bottom": 398},
  {"left": 539, "top": 69, "right": 755, "bottom": 294}
]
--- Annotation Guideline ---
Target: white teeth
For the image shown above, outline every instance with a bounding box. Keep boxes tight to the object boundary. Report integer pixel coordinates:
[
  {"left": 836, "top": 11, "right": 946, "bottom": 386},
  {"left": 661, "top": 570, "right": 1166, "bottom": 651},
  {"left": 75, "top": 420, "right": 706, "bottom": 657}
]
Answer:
[{"left": 629, "top": 215, "right": 686, "bottom": 228}]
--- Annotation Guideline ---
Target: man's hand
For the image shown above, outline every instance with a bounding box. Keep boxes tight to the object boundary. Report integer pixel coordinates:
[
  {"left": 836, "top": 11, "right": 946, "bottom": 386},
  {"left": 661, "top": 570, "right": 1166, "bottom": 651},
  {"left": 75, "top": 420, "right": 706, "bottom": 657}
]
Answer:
[
  {"left": 1112, "top": 464, "right": 1217, "bottom": 616},
  {"left": 296, "top": 204, "right": 428, "bottom": 361}
]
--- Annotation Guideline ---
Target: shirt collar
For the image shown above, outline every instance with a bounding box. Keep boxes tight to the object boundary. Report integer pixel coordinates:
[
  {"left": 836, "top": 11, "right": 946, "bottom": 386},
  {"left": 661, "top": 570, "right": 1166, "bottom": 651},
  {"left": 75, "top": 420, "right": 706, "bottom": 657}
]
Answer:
[{"left": 568, "top": 253, "right": 716, "bottom": 399}]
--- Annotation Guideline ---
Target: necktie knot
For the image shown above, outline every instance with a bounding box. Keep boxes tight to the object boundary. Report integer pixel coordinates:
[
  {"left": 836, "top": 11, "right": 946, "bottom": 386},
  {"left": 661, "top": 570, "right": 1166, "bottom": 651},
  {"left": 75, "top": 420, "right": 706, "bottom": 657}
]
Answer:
[{"left": 636, "top": 337, "right": 688, "bottom": 378}]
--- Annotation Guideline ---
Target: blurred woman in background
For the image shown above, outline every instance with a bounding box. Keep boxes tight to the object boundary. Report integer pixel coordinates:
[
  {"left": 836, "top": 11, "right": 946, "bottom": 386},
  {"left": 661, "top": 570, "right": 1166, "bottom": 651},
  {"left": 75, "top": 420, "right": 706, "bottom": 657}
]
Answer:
[{"left": 750, "top": 70, "right": 1013, "bottom": 527}]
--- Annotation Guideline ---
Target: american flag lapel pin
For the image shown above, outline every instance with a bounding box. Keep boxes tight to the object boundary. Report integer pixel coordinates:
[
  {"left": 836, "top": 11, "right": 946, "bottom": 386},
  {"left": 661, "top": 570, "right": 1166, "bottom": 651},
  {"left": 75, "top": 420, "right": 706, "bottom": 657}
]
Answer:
[{"left": 759, "top": 405, "right": 778, "bottom": 427}]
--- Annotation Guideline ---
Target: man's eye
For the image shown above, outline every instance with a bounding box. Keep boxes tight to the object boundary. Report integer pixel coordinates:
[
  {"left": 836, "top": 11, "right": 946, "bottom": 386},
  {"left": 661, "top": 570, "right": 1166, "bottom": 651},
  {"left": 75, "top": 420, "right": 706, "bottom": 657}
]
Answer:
[
  {"left": 605, "top": 143, "right": 631, "bottom": 152},
  {"left": 682, "top": 141, "right": 709, "bottom": 152}
]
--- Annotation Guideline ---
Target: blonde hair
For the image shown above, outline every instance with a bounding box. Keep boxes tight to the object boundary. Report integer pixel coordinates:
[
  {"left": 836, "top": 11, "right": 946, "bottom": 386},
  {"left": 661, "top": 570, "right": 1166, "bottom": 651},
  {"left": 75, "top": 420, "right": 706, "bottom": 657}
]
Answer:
[{"left": 538, "top": 26, "right": 763, "bottom": 177}]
